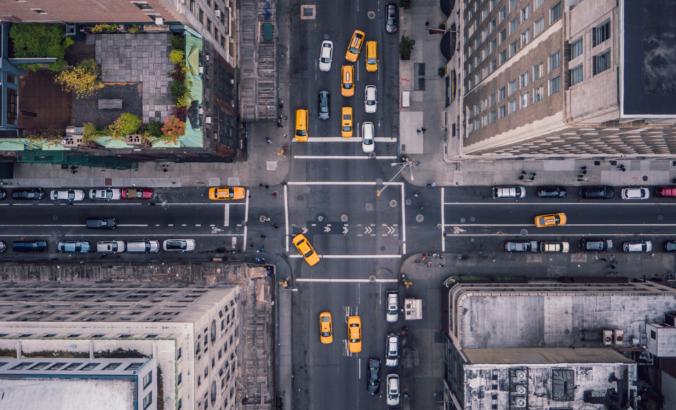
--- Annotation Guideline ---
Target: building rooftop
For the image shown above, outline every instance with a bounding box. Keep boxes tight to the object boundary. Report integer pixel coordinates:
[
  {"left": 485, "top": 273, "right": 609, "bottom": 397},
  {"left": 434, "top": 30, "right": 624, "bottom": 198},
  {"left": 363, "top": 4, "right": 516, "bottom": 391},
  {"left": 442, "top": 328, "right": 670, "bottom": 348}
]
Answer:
[{"left": 463, "top": 347, "right": 635, "bottom": 365}]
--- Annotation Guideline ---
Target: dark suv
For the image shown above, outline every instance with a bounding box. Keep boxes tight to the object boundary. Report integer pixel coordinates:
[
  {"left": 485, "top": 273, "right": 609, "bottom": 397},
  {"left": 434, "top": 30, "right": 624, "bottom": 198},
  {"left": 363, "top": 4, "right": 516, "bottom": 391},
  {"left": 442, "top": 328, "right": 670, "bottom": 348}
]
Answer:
[
  {"left": 86, "top": 217, "right": 118, "bottom": 229},
  {"left": 366, "top": 358, "right": 381, "bottom": 395},
  {"left": 580, "top": 238, "right": 613, "bottom": 251},
  {"left": 385, "top": 3, "right": 398, "bottom": 33},
  {"left": 578, "top": 186, "right": 615, "bottom": 199},
  {"left": 537, "top": 186, "right": 567, "bottom": 198},
  {"left": 11, "top": 188, "right": 46, "bottom": 200},
  {"left": 318, "top": 90, "right": 330, "bottom": 120}
]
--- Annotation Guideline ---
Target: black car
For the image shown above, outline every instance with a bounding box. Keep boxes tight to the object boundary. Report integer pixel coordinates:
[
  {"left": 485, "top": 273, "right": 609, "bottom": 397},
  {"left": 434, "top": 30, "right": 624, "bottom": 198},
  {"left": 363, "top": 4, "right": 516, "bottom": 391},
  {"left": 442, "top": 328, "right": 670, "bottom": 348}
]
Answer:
[
  {"left": 580, "top": 238, "right": 613, "bottom": 251},
  {"left": 386, "top": 3, "right": 398, "bottom": 33},
  {"left": 11, "top": 188, "right": 46, "bottom": 200},
  {"left": 318, "top": 90, "right": 330, "bottom": 120},
  {"left": 665, "top": 241, "right": 676, "bottom": 252},
  {"left": 13, "top": 240, "right": 48, "bottom": 252},
  {"left": 578, "top": 185, "right": 615, "bottom": 199},
  {"left": 86, "top": 217, "right": 118, "bottom": 229},
  {"left": 537, "top": 186, "right": 567, "bottom": 198},
  {"left": 367, "top": 358, "right": 381, "bottom": 395}
]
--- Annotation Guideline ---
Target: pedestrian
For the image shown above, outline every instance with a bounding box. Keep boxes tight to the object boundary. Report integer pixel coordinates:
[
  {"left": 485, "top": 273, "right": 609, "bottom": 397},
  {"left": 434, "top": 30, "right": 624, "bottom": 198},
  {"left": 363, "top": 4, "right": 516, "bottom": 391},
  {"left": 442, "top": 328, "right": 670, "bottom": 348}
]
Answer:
[
  {"left": 272, "top": 191, "right": 278, "bottom": 197},
  {"left": 273, "top": 224, "right": 279, "bottom": 229},
  {"left": 421, "top": 127, "right": 427, "bottom": 132},
  {"left": 264, "top": 184, "right": 269, "bottom": 189},
  {"left": 425, "top": 21, "right": 429, "bottom": 27},
  {"left": 259, "top": 183, "right": 264, "bottom": 187},
  {"left": 260, "top": 234, "right": 267, "bottom": 239},
  {"left": 413, "top": 191, "right": 420, "bottom": 198},
  {"left": 265, "top": 137, "right": 272, "bottom": 144}
]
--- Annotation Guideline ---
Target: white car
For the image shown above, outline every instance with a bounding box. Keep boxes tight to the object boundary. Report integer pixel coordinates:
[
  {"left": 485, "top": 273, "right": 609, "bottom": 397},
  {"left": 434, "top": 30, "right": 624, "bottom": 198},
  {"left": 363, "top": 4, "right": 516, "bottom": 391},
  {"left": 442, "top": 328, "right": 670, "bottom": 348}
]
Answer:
[
  {"left": 163, "top": 239, "right": 196, "bottom": 252},
  {"left": 318, "top": 40, "right": 333, "bottom": 72},
  {"left": 361, "top": 122, "right": 375, "bottom": 153},
  {"left": 386, "top": 290, "right": 398, "bottom": 322},
  {"left": 621, "top": 187, "right": 650, "bottom": 200},
  {"left": 386, "top": 374, "right": 400, "bottom": 406},
  {"left": 385, "top": 333, "right": 399, "bottom": 367},
  {"left": 89, "top": 188, "right": 121, "bottom": 200},
  {"left": 364, "top": 85, "right": 377, "bottom": 113},
  {"left": 96, "top": 241, "right": 125, "bottom": 254},
  {"left": 50, "top": 189, "right": 85, "bottom": 201}
]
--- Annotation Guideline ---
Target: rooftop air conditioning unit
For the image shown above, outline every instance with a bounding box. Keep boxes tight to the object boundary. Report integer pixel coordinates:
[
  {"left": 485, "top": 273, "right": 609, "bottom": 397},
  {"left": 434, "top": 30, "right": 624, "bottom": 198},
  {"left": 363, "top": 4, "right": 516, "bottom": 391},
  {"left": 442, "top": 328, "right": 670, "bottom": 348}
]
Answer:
[
  {"left": 61, "top": 135, "right": 83, "bottom": 147},
  {"left": 514, "top": 370, "right": 526, "bottom": 381},
  {"left": 205, "top": 116, "right": 212, "bottom": 124},
  {"left": 613, "top": 329, "right": 624, "bottom": 345},
  {"left": 154, "top": 16, "right": 164, "bottom": 25},
  {"left": 511, "top": 397, "right": 527, "bottom": 408},
  {"left": 603, "top": 329, "right": 613, "bottom": 345},
  {"left": 215, "top": 9, "right": 222, "bottom": 17},
  {"left": 515, "top": 385, "right": 526, "bottom": 395}
]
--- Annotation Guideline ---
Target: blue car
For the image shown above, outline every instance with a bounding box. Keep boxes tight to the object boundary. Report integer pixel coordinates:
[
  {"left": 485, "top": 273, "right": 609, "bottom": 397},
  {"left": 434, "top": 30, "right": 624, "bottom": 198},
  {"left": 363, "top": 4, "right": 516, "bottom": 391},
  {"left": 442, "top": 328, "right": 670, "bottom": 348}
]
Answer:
[{"left": 57, "top": 241, "right": 91, "bottom": 253}]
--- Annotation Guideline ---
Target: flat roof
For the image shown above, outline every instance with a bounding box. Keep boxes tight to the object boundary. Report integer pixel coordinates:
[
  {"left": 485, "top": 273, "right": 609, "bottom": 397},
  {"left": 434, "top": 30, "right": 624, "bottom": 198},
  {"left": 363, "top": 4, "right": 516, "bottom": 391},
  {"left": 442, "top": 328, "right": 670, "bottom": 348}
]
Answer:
[
  {"left": 622, "top": 0, "right": 676, "bottom": 116},
  {"left": 464, "top": 347, "right": 635, "bottom": 365}
]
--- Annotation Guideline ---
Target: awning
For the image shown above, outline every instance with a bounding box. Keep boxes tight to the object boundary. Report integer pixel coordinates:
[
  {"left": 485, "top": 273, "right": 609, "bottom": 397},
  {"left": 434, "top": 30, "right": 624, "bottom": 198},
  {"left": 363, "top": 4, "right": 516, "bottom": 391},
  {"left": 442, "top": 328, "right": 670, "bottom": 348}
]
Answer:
[
  {"left": 440, "top": 28, "right": 456, "bottom": 60},
  {"left": 440, "top": 0, "right": 454, "bottom": 16}
]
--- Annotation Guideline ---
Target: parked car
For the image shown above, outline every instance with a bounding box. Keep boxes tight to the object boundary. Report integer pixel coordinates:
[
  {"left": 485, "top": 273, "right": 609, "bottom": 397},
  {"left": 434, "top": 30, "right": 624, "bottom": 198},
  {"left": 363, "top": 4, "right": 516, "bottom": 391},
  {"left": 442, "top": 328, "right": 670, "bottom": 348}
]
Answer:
[
  {"left": 385, "top": 333, "right": 400, "bottom": 367},
  {"left": 623, "top": 240, "right": 652, "bottom": 253},
  {"left": 121, "top": 188, "right": 154, "bottom": 200},
  {"left": 537, "top": 186, "right": 567, "bottom": 198},
  {"left": 86, "top": 217, "right": 117, "bottom": 229},
  {"left": 534, "top": 212, "right": 567, "bottom": 228},
  {"left": 318, "top": 90, "right": 330, "bottom": 120},
  {"left": 655, "top": 186, "right": 676, "bottom": 197},
  {"left": 347, "top": 315, "right": 362, "bottom": 354},
  {"left": 504, "top": 240, "right": 538, "bottom": 252},
  {"left": 361, "top": 122, "right": 375, "bottom": 154},
  {"left": 292, "top": 233, "right": 320, "bottom": 266},
  {"left": 96, "top": 241, "right": 125, "bottom": 254},
  {"left": 50, "top": 189, "right": 86, "bottom": 201},
  {"left": 492, "top": 186, "right": 526, "bottom": 199},
  {"left": 319, "top": 311, "right": 333, "bottom": 344},
  {"left": 318, "top": 40, "right": 333, "bottom": 72},
  {"left": 386, "top": 374, "right": 400, "bottom": 406},
  {"left": 580, "top": 238, "right": 613, "bottom": 252},
  {"left": 12, "top": 240, "right": 48, "bottom": 252},
  {"left": 621, "top": 187, "right": 650, "bottom": 200},
  {"left": 385, "top": 2, "right": 399, "bottom": 33},
  {"left": 89, "top": 188, "right": 121, "bottom": 200},
  {"left": 126, "top": 240, "right": 160, "bottom": 253},
  {"left": 163, "top": 239, "right": 196, "bottom": 252},
  {"left": 664, "top": 241, "right": 676, "bottom": 252},
  {"left": 540, "top": 241, "right": 570, "bottom": 253},
  {"left": 364, "top": 85, "right": 377, "bottom": 113},
  {"left": 367, "top": 358, "right": 381, "bottom": 395},
  {"left": 11, "top": 188, "right": 45, "bottom": 200},
  {"left": 578, "top": 186, "right": 615, "bottom": 199},
  {"left": 0, "top": 189, "right": 6, "bottom": 200},
  {"left": 0, "top": 241, "right": 6, "bottom": 253},
  {"left": 386, "top": 290, "right": 399, "bottom": 323},
  {"left": 57, "top": 241, "right": 91, "bottom": 253},
  {"left": 208, "top": 186, "right": 246, "bottom": 201}
]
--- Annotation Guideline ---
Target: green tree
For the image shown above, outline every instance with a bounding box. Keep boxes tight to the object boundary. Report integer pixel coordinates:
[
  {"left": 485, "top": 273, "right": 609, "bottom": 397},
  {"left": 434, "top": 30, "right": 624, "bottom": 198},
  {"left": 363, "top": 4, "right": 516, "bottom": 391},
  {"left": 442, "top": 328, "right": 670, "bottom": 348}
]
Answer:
[
  {"left": 108, "top": 113, "right": 142, "bottom": 138},
  {"left": 400, "top": 36, "right": 415, "bottom": 60},
  {"left": 54, "top": 59, "right": 104, "bottom": 98},
  {"left": 9, "top": 24, "right": 74, "bottom": 72},
  {"left": 169, "top": 49, "right": 185, "bottom": 65}
]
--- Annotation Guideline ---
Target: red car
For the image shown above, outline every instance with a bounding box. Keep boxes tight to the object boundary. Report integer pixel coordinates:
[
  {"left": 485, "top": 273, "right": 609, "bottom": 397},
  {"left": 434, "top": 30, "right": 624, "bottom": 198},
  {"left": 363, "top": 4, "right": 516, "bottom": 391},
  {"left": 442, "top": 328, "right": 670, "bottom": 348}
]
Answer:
[
  {"left": 121, "top": 188, "right": 154, "bottom": 200},
  {"left": 656, "top": 186, "right": 676, "bottom": 197}
]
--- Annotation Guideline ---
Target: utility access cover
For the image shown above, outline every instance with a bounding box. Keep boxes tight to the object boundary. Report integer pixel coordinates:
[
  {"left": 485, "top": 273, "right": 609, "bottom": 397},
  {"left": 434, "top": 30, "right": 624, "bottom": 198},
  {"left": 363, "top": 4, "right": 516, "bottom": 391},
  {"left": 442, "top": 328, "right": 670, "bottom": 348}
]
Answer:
[{"left": 300, "top": 5, "right": 316, "bottom": 20}]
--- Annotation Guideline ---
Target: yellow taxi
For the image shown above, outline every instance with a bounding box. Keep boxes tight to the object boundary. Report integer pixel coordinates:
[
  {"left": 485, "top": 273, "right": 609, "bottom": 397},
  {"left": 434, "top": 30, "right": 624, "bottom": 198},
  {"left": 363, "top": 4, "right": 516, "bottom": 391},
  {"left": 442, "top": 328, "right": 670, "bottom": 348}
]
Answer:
[
  {"left": 365, "top": 41, "right": 378, "bottom": 72},
  {"left": 319, "top": 311, "right": 333, "bottom": 344},
  {"left": 295, "top": 108, "right": 309, "bottom": 142},
  {"left": 292, "top": 233, "right": 320, "bottom": 266},
  {"left": 341, "top": 106, "right": 353, "bottom": 138},
  {"left": 345, "top": 30, "right": 365, "bottom": 62},
  {"left": 347, "top": 315, "right": 362, "bottom": 353},
  {"left": 534, "top": 212, "right": 567, "bottom": 228},
  {"left": 341, "top": 65, "right": 355, "bottom": 97},
  {"left": 208, "top": 186, "right": 246, "bottom": 201}
]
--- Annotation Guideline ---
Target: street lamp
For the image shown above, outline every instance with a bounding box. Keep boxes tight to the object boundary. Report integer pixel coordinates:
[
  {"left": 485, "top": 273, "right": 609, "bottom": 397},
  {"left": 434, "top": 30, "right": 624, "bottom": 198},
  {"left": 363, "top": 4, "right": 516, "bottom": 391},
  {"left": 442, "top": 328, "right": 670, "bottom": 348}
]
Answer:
[{"left": 376, "top": 157, "right": 418, "bottom": 197}]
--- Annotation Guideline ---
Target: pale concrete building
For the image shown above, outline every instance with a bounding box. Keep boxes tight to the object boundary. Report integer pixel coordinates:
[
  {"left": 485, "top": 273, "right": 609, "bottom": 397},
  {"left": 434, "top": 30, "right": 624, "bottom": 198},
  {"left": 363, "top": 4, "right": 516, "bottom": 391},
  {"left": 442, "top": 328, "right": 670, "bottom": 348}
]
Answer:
[
  {"left": 0, "top": 285, "right": 240, "bottom": 410},
  {"left": 442, "top": 0, "right": 676, "bottom": 157}
]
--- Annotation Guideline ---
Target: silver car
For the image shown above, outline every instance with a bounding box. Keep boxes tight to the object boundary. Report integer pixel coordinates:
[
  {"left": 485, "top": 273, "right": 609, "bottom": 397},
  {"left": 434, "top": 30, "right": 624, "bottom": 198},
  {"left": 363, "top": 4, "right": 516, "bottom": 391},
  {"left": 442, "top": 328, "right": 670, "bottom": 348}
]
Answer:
[
  {"left": 386, "top": 290, "right": 398, "bottom": 322},
  {"left": 89, "top": 188, "right": 121, "bottom": 200},
  {"left": 385, "top": 333, "right": 399, "bottom": 367},
  {"left": 96, "top": 241, "right": 125, "bottom": 254},
  {"left": 364, "top": 85, "right": 377, "bottom": 114},
  {"left": 386, "top": 374, "right": 400, "bottom": 406},
  {"left": 50, "top": 189, "right": 85, "bottom": 201},
  {"left": 318, "top": 40, "right": 333, "bottom": 72},
  {"left": 163, "top": 239, "right": 196, "bottom": 252}
]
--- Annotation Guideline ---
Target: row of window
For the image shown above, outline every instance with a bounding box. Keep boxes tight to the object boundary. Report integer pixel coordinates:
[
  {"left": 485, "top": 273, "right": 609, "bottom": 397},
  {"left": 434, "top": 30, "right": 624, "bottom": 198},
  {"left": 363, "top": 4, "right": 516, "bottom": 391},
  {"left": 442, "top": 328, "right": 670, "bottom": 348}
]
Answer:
[
  {"left": 568, "top": 49, "right": 611, "bottom": 86},
  {"left": 570, "top": 20, "right": 611, "bottom": 61}
]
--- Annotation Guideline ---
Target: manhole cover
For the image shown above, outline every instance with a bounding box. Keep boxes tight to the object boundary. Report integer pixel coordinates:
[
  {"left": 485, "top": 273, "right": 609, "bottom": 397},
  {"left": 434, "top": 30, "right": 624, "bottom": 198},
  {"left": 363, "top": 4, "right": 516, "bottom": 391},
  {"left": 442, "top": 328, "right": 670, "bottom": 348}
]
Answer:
[
  {"left": 520, "top": 229, "right": 529, "bottom": 236},
  {"left": 469, "top": 216, "right": 476, "bottom": 222},
  {"left": 460, "top": 217, "right": 466, "bottom": 223},
  {"left": 416, "top": 214, "right": 424, "bottom": 223},
  {"left": 340, "top": 214, "right": 349, "bottom": 222},
  {"left": 368, "top": 275, "right": 377, "bottom": 282},
  {"left": 389, "top": 200, "right": 397, "bottom": 208},
  {"left": 317, "top": 214, "right": 325, "bottom": 222},
  {"left": 367, "top": 11, "right": 376, "bottom": 19}
]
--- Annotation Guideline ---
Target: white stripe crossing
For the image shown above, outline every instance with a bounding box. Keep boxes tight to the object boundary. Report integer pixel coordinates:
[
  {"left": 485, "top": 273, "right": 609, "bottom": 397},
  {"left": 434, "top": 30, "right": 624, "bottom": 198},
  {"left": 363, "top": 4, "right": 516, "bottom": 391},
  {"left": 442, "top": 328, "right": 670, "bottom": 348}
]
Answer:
[
  {"left": 0, "top": 224, "right": 148, "bottom": 227},
  {"left": 296, "top": 137, "right": 397, "bottom": 143},
  {"left": 242, "top": 191, "right": 250, "bottom": 252},
  {"left": 296, "top": 278, "right": 399, "bottom": 283},
  {"left": 223, "top": 204, "right": 230, "bottom": 227},
  {"left": 400, "top": 184, "right": 407, "bottom": 255},
  {"left": 287, "top": 181, "right": 405, "bottom": 186},
  {"left": 284, "top": 184, "right": 290, "bottom": 253},
  {"left": 0, "top": 233, "right": 245, "bottom": 237},
  {"left": 288, "top": 254, "right": 402, "bottom": 259},
  {"left": 293, "top": 155, "right": 398, "bottom": 160}
]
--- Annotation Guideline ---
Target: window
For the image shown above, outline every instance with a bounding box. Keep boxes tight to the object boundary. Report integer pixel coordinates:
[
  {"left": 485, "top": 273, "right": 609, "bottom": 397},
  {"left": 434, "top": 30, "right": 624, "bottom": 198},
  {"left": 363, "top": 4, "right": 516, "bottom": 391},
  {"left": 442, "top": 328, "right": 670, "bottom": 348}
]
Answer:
[
  {"left": 510, "top": 18, "right": 519, "bottom": 34},
  {"left": 31, "top": 8, "right": 46, "bottom": 14},
  {"left": 499, "top": 49, "right": 507, "bottom": 64},
  {"left": 570, "top": 37, "right": 583, "bottom": 59},
  {"left": 650, "top": 330, "right": 657, "bottom": 339},
  {"left": 508, "top": 99, "right": 517, "bottom": 113},
  {"left": 593, "top": 50, "right": 611, "bottom": 75},
  {"left": 490, "top": 93, "right": 496, "bottom": 106},
  {"left": 533, "top": 86, "right": 544, "bottom": 103},
  {"left": 508, "top": 80, "right": 517, "bottom": 95},
  {"left": 549, "top": 76, "right": 561, "bottom": 94},
  {"left": 569, "top": 64, "right": 584, "bottom": 86},
  {"left": 519, "top": 72, "right": 529, "bottom": 88},
  {"left": 178, "top": 372, "right": 183, "bottom": 385},
  {"left": 499, "top": 86, "right": 506, "bottom": 101},
  {"left": 549, "top": 50, "right": 561, "bottom": 70},
  {"left": 176, "top": 347, "right": 182, "bottom": 360},
  {"left": 133, "top": 1, "right": 153, "bottom": 10},
  {"left": 533, "top": 17, "right": 545, "bottom": 36},
  {"left": 521, "top": 5, "right": 530, "bottom": 21},
  {"left": 499, "top": 105, "right": 507, "bottom": 118},
  {"left": 521, "top": 29, "right": 530, "bottom": 46},
  {"left": 534, "top": 0, "right": 544, "bottom": 9},
  {"left": 509, "top": 41, "right": 518, "bottom": 56},
  {"left": 143, "top": 371, "right": 153, "bottom": 389},
  {"left": 550, "top": 2, "right": 562, "bottom": 23},
  {"left": 593, "top": 20, "right": 611, "bottom": 47},
  {"left": 500, "top": 29, "right": 507, "bottom": 43},
  {"left": 520, "top": 93, "right": 528, "bottom": 108},
  {"left": 509, "top": 0, "right": 518, "bottom": 12},
  {"left": 143, "top": 393, "right": 152, "bottom": 410},
  {"left": 533, "top": 63, "right": 543, "bottom": 80},
  {"left": 498, "top": 7, "right": 507, "bottom": 23},
  {"left": 489, "top": 110, "right": 497, "bottom": 123}
]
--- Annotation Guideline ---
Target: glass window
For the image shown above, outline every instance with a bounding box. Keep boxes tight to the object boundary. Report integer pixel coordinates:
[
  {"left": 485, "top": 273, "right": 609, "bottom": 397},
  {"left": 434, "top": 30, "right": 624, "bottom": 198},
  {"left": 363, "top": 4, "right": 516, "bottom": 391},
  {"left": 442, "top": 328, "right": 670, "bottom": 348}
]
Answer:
[
  {"left": 533, "top": 62, "right": 543, "bottom": 80},
  {"left": 593, "top": 20, "right": 611, "bottom": 47},
  {"left": 519, "top": 72, "right": 529, "bottom": 88},
  {"left": 143, "top": 393, "right": 152, "bottom": 410},
  {"left": 550, "top": 2, "right": 562, "bottom": 24},
  {"left": 500, "top": 29, "right": 507, "bottom": 43},
  {"left": 570, "top": 37, "right": 583, "bottom": 59},
  {"left": 510, "top": 18, "right": 519, "bottom": 34},
  {"left": 550, "top": 76, "right": 561, "bottom": 94},
  {"left": 499, "top": 105, "right": 507, "bottom": 118},
  {"left": 520, "top": 93, "right": 528, "bottom": 108},
  {"left": 533, "top": 17, "right": 545, "bottom": 36},
  {"left": 533, "top": 86, "right": 544, "bottom": 103},
  {"left": 509, "top": 0, "right": 518, "bottom": 12},
  {"left": 143, "top": 371, "right": 153, "bottom": 389},
  {"left": 534, "top": 0, "right": 544, "bottom": 9},
  {"left": 521, "top": 29, "right": 530, "bottom": 46},
  {"left": 499, "top": 86, "right": 506, "bottom": 101},
  {"left": 498, "top": 7, "right": 507, "bottom": 23},
  {"left": 499, "top": 49, "right": 508, "bottom": 64},
  {"left": 569, "top": 64, "right": 584, "bottom": 86},
  {"left": 508, "top": 80, "right": 517, "bottom": 95},
  {"left": 549, "top": 50, "right": 561, "bottom": 70},
  {"left": 593, "top": 50, "right": 611, "bottom": 75},
  {"left": 521, "top": 5, "right": 530, "bottom": 21},
  {"left": 508, "top": 99, "right": 517, "bottom": 113},
  {"left": 509, "top": 41, "right": 518, "bottom": 56}
]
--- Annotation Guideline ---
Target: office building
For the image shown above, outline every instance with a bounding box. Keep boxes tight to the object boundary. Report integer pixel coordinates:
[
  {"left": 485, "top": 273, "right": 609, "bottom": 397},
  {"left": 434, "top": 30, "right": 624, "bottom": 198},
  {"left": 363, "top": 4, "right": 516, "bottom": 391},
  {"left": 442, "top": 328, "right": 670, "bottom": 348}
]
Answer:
[
  {"left": 0, "top": 285, "right": 241, "bottom": 410},
  {"left": 442, "top": 0, "right": 676, "bottom": 157}
]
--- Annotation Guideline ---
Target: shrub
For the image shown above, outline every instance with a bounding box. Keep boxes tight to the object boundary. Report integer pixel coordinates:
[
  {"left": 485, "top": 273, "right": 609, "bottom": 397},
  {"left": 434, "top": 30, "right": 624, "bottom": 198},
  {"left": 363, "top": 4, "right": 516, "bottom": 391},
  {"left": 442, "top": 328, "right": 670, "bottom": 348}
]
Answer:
[
  {"left": 161, "top": 116, "right": 186, "bottom": 141},
  {"left": 169, "top": 80, "right": 187, "bottom": 99},
  {"left": 127, "top": 25, "right": 141, "bottom": 34},
  {"left": 144, "top": 121, "right": 163, "bottom": 138},
  {"left": 9, "top": 24, "right": 74, "bottom": 72},
  {"left": 400, "top": 36, "right": 415, "bottom": 60},
  {"left": 176, "top": 93, "right": 192, "bottom": 108},
  {"left": 82, "top": 123, "right": 99, "bottom": 141},
  {"left": 108, "top": 113, "right": 142, "bottom": 138},
  {"left": 169, "top": 49, "right": 185, "bottom": 65},
  {"left": 170, "top": 34, "right": 186, "bottom": 51},
  {"left": 54, "top": 59, "right": 104, "bottom": 98},
  {"left": 91, "top": 24, "right": 118, "bottom": 34}
]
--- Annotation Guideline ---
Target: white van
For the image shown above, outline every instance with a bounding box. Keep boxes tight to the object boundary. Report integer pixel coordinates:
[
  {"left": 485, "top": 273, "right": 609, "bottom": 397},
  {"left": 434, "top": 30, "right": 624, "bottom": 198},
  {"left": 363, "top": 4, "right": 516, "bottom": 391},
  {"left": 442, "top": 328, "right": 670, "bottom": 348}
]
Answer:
[
  {"left": 97, "top": 241, "right": 125, "bottom": 254},
  {"left": 126, "top": 240, "right": 160, "bottom": 253},
  {"left": 492, "top": 186, "right": 526, "bottom": 199}
]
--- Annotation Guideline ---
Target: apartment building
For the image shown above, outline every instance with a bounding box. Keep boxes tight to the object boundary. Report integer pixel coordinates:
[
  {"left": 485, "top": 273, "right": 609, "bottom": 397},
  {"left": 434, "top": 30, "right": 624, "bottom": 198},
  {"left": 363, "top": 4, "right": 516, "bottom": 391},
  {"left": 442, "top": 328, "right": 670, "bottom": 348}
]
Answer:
[
  {"left": 0, "top": 285, "right": 241, "bottom": 410},
  {"left": 443, "top": 0, "right": 676, "bottom": 157},
  {"left": 0, "top": 0, "right": 237, "bottom": 66}
]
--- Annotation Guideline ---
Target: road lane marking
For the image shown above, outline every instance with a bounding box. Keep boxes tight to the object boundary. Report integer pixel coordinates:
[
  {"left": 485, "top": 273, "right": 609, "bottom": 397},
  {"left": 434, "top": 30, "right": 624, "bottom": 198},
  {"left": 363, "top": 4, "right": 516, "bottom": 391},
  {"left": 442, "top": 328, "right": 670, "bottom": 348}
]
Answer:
[
  {"left": 0, "top": 224, "right": 148, "bottom": 227},
  {"left": 441, "top": 187, "right": 446, "bottom": 252},
  {"left": 296, "top": 137, "right": 397, "bottom": 143},
  {"left": 296, "top": 278, "right": 399, "bottom": 283},
  {"left": 224, "top": 203, "right": 230, "bottom": 227},
  {"left": 444, "top": 223, "right": 676, "bottom": 227},
  {"left": 443, "top": 201, "right": 676, "bottom": 206},
  {"left": 287, "top": 181, "right": 404, "bottom": 186},
  {"left": 0, "top": 233, "right": 245, "bottom": 237},
  {"left": 400, "top": 184, "right": 407, "bottom": 254},
  {"left": 289, "top": 254, "right": 401, "bottom": 259},
  {"left": 293, "top": 155, "right": 398, "bottom": 160},
  {"left": 444, "top": 233, "right": 676, "bottom": 237},
  {"left": 243, "top": 192, "right": 250, "bottom": 252},
  {"left": 284, "top": 184, "right": 290, "bottom": 253}
]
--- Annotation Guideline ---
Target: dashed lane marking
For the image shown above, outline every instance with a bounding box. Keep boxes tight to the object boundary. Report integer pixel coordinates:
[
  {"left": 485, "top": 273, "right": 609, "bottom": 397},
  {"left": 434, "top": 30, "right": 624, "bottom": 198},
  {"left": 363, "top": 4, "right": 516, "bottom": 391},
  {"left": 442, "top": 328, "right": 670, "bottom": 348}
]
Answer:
[
  {"left": 295, "top": 137, "right": 397, "bottom": 143},
  {"left": 293, "top": 155, "right": 398, "bottom": 160},
  {"left": 289, "top": 254, "right": 401, "bottom": 259},
  {"left": 296, "top": 278, "right": 399, "bottom": 283}
]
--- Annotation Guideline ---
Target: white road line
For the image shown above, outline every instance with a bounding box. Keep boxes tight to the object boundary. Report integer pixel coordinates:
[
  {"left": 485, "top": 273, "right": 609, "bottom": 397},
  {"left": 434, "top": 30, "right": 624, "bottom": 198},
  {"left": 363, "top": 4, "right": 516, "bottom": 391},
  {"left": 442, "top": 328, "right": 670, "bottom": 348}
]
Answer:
[
  {"left": 445, "top": 232, "right": 676, "bottom": 237},
  {"left": 0, "top": 224, "right": 148, "bottom": 227},
  {"left": 243, "top": 192, "right": 250, "bottom": 252},
  {"left": 289, "top": 254, "right": 401, "bottom": 259},
  {"left": 358, "top": 358, "right": 361, "bottom": 379},
  {"left": 0, "top": 233, "right": 246, "bottom": 238},
  {"left": 441, "top": 187, "right": 446, "bottom": 252},
  {"left": 293, "top": 155, "right": 398, "bottom": 160},
  {"left": 287, "top": 181, "right": 403, "bottom": 186},
  {"left": 296, "top": 278, "right": 399, "bottom": 283},
  {"left": 443, "top": 202, "right": 676, "bottom": 206},
  {"left": 231, "top": 236, "right": 238, "bottom": 249},
  {"left": 223, "top": 203, "right": 230, "bottom": 227},
  {"left": 72, "top": 203, "right": 143, "bottom": 206},
  {"left": 444, "top": 223, "right": 676, "bottom": 227},
  {"left": 298, "top": 137, "right": 398, "bottom": 143},
  {"left": 158, "top": 202, "right": 246, "bottom": 206},
  {"left": 284, "top": 184, "right": 290, "bottom": 253},
  {"left": 400, "top": 184, "right": 407, "bottom": 254}
]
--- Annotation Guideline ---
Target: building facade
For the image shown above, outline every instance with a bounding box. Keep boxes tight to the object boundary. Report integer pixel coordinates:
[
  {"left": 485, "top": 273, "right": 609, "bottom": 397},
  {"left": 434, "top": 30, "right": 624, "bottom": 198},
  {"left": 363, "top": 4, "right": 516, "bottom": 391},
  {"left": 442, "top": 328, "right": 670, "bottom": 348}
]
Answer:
[
  {"left": 0, "top": 285, "right": 241, "bottom": 410},
  {"left": 443, "top": 0, "right": 676, "bottom": 157}
]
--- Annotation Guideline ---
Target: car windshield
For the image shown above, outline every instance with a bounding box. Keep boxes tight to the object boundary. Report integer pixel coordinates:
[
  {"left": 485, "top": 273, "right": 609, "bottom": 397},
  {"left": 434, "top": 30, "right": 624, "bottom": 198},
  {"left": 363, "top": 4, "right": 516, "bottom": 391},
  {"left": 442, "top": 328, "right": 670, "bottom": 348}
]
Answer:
[
  {"left": 364, "top": 138, "right": 373, "bottom": 145},
  {"left": 167, "top": 241, "right": 185, "bottom": 249}
]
